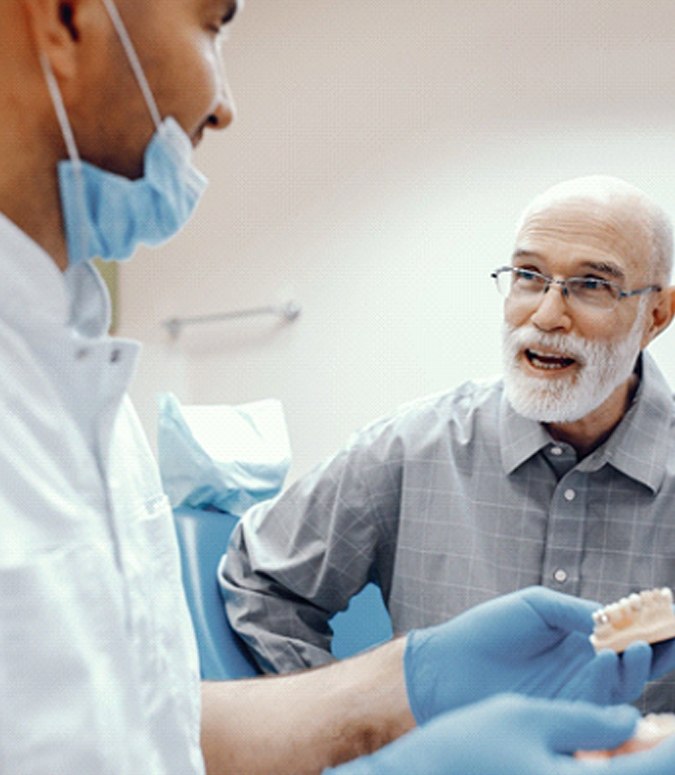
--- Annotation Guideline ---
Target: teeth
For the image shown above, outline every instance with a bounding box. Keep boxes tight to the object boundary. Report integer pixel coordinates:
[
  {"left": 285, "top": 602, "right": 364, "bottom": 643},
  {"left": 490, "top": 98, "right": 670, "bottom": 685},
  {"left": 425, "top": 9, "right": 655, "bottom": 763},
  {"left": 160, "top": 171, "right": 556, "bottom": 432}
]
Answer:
[
  {"left": 590, "top": 587, "right": 675, "bottom": 654},
  {"left": 531, "top": 360, "right": 564, "bottom": 370}
]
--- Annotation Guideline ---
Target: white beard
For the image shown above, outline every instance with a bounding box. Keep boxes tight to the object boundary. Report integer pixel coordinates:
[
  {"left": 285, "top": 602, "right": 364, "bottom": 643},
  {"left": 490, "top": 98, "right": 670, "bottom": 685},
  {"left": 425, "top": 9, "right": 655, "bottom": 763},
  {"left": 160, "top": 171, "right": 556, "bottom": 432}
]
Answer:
[{"left": 502, "top": 314, "right": 645, "bottom": 424}]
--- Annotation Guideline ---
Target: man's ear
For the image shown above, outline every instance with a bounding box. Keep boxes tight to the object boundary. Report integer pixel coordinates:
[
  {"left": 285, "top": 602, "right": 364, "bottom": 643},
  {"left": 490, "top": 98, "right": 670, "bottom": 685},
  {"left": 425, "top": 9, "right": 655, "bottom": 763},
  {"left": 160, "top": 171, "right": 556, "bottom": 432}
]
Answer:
[
  {"left": 22, "top": 0, "right": 83, "bottom": 79},
  {"left": 641, "top": 286, "right": 675, "bottom": 348}
]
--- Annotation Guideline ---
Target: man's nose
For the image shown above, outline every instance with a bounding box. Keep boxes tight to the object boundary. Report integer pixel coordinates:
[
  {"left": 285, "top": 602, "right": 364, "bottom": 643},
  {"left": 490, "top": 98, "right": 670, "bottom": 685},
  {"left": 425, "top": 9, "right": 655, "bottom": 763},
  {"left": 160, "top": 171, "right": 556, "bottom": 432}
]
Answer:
[
  {"left": 206, "top": 59, "right": 236, "bottom": 131},
  {"left": 206, "top": 90, "right": 235, "bottom": 130},
  {"left": 529, "top": 284, "right": 573, "bottom": 332}
]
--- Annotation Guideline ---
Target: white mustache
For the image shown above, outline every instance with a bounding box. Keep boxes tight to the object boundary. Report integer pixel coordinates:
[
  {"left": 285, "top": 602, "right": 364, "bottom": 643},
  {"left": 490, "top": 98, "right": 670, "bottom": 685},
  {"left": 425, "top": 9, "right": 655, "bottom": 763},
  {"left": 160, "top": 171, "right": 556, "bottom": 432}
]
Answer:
[{"left": 505, "top": 326, "right": 591, "bottom": 367}]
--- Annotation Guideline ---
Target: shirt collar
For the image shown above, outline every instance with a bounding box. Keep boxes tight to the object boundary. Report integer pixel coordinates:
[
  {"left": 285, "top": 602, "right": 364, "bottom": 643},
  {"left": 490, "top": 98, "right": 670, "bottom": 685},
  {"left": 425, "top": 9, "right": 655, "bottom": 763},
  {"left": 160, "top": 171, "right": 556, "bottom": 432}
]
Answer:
[
  {"left": 592, "top": 351, "right": 672, "bottom": 493},
  {"left": 499, "top": 352, "right": 671, "bottom": 493},
  {"left": 499, "top": 389, "right": 552, "bottom": 474}
]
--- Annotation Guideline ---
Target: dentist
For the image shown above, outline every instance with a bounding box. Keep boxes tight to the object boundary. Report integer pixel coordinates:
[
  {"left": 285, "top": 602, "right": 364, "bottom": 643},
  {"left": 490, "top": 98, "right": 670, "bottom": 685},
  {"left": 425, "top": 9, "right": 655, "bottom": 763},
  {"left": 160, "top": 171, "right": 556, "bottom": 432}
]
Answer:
[{"left": 1, "top": 1, "right": 675, "bottom": 773}]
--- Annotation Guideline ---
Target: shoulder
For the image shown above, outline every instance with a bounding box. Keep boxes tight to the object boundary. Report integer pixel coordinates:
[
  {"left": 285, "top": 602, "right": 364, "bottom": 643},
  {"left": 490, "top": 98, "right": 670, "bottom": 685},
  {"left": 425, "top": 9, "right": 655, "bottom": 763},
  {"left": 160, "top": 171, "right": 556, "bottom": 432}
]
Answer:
[
  {"left": 638, "top": 352, "right": 675, "bottom": 421},
  {"left": 348, "top": 376, "right": 504, "bottom": 453}
]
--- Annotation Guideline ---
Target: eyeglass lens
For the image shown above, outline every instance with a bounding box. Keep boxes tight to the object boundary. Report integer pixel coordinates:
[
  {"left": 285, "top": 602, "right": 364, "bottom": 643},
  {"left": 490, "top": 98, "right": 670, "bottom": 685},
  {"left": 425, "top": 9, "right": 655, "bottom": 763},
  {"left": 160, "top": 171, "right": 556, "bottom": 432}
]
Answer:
[{"left": 496, "top": 269, "right": 618, "bottom": 310}]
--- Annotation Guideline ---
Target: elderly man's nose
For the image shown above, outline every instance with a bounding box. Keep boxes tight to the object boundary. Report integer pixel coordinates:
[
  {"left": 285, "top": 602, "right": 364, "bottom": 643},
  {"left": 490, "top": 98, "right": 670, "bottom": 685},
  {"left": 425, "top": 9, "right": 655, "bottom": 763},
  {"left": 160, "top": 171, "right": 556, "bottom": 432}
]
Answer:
[{"left": 529, "top": 285, "right": 572, "bottom": 331}]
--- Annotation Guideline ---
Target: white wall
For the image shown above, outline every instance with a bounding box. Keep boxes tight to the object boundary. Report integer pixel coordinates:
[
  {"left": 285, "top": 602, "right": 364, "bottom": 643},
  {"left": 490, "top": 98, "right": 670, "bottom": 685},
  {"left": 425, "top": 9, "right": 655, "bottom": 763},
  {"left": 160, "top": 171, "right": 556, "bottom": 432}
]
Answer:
[{"left": 119, "top": 0, "right": 675, "bottom": 481}]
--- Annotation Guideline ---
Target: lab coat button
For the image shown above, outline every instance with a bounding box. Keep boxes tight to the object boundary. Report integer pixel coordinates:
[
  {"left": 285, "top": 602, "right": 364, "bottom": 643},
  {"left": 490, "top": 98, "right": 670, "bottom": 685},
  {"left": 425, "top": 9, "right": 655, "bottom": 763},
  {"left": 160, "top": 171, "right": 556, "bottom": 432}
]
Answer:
[
  {"left": 110, "top": 349, "right": 122, "bottom": 364},
  {"left": 75, "top": 348, "right": 89, "bottom": 360}
]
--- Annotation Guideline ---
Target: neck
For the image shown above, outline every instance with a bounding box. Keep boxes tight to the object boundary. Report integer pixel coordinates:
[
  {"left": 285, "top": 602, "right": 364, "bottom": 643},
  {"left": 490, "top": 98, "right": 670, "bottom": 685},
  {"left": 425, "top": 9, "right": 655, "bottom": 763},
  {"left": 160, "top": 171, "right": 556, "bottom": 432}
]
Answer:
[
  {"left": 0, "top": 24, "right": 69, "bottom": 271},
  {"left": 0, "top": 155, "right": 68, "bottom": 271},
  {"left": 545, "top": 371, "right": 639, "bottom": 457}
]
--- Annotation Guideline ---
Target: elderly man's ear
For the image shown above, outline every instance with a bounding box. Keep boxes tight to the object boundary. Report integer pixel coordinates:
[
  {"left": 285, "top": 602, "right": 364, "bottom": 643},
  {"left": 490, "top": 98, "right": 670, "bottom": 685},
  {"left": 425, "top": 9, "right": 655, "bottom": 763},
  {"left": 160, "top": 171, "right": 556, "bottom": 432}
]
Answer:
[
  {"left": 642, "top": 286, "right": 675, "bottom": 348},
  {"left": 21, "top": 0, "right": 102, "bottom": 79}
]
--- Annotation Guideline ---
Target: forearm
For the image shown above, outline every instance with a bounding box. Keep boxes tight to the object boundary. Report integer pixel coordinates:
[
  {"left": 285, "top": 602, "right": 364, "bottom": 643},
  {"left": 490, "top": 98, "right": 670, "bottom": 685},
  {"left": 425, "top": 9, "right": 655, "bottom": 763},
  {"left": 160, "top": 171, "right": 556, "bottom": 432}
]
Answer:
[{"left": 200, "top": 638, "right": 414, "bottom": 775}]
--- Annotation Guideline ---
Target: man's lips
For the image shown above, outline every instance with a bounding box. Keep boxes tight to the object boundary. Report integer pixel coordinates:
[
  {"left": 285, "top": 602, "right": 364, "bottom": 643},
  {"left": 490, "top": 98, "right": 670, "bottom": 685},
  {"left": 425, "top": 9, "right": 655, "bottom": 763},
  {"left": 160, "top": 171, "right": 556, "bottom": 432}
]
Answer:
[{"left": 524, "top": 348, "right": 578, "bottom": 371}]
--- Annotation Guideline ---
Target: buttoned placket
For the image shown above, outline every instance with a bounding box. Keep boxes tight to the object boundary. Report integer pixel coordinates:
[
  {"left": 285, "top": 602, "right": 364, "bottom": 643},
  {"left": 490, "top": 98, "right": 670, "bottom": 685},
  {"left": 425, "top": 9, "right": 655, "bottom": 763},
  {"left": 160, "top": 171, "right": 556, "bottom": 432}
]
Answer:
[{"left": 541, "top": 443, "right": 586, "bottom": 594}]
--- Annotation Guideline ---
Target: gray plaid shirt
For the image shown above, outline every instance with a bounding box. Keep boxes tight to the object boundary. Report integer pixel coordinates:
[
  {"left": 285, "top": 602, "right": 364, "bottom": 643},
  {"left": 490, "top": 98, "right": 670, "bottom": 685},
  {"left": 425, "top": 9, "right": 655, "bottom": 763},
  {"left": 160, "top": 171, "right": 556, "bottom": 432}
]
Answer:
[{"left": 221, "top": 352, "right": 675, "bottom": 712}]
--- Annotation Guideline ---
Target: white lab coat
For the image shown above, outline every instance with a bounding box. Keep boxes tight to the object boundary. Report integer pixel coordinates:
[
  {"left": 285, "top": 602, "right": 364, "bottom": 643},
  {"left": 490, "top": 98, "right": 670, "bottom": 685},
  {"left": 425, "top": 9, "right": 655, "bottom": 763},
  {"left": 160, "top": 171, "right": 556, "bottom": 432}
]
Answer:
[{"left": 0, "top": 213, "right": 204, "bottom": 774}]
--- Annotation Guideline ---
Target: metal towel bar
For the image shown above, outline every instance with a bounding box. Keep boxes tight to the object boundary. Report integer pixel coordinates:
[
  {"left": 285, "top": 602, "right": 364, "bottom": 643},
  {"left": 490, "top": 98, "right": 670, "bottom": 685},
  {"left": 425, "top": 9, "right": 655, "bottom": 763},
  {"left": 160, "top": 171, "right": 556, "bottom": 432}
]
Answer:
[{"left": 162, "top": 301, "right": 301, "bottom": 340}]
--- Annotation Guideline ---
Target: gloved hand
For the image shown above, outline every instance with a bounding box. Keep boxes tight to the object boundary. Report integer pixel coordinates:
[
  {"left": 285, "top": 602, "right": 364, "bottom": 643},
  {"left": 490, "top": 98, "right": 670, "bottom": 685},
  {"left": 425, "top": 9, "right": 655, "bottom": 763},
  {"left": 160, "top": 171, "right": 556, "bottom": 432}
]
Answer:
[
  {"left": 405, "top": 586, "right": 675, "bottom": 723},
  {"left": 324, "top": 695, "right": 645, "bottom": 775}
]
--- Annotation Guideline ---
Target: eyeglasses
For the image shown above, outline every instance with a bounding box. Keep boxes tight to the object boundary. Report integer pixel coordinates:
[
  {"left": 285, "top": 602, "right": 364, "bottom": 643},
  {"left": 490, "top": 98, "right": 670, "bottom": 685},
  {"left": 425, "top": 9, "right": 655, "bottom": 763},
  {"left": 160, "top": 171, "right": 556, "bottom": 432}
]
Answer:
[{"left": 491, "top": 266, "right": 661, "bottom": 312}]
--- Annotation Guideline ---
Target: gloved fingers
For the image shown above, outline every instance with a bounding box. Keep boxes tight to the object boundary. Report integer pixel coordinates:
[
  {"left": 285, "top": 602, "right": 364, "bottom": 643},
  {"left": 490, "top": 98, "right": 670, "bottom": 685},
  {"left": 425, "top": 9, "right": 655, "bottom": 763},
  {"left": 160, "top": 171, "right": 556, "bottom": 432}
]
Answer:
[
  {"left": 566, "top": 641, "right": 652, "bottom": 705},
  {"left": 618, "top": 641, "right": 652, "bottom": 702},
  {"left": 521, "top": 586, "right": 600, "bottom": 636},
  {"left": 560, "top": 648, "right": 618, "bottom": 704},
  {"left": 545, "top": 702, "right": 639, "bottom": 753}
]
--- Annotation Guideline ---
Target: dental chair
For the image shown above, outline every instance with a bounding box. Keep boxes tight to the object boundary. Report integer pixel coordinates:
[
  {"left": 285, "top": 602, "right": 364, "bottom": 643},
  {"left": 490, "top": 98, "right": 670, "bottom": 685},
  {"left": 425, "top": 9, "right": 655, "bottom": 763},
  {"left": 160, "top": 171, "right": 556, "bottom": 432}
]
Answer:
[{"left": 173, "top": 505, "right": 393, "bottom": 679}]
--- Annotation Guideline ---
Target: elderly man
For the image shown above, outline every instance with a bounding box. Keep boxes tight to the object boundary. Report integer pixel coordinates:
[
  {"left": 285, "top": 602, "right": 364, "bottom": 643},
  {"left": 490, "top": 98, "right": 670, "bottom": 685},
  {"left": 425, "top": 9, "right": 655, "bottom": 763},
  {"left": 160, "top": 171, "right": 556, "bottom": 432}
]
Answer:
[
  {"left": 222, "top": 175, "right": 675, "bottom": 712},
  {"left": 5, "top": 0, "right": 675, "bottom": 772}
]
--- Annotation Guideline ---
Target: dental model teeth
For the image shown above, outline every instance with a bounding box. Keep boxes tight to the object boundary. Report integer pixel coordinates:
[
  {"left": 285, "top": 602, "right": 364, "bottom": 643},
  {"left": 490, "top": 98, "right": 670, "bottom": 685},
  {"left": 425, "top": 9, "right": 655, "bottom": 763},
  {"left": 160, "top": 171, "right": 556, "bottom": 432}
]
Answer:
[{"left": 590, "top": 588, "right": 675, "bottom": 654}]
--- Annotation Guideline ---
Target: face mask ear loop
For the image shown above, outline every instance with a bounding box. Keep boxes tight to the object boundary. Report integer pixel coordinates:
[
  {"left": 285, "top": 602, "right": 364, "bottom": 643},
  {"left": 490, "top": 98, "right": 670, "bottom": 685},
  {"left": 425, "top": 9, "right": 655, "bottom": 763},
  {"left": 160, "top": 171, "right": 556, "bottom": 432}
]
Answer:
[
  {"left": 98, "top": 0, "right": 163, "bottom": 131},
  {"left": 39, "top": 52, "right": 82, "bottom": 168},
  {"left": 39, "top": 52, "right": 89, "bottom": 268}
]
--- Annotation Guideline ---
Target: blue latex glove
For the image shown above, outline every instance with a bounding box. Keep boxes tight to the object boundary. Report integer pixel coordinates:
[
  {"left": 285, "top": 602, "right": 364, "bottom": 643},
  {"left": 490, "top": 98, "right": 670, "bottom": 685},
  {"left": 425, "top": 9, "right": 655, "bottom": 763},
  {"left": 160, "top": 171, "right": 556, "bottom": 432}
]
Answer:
[
  {"left": 325, "top": 695, "right": 645, "bottom": 775},
  {"left": 405, "top": 586, "right": 675, "bottom": 724}
]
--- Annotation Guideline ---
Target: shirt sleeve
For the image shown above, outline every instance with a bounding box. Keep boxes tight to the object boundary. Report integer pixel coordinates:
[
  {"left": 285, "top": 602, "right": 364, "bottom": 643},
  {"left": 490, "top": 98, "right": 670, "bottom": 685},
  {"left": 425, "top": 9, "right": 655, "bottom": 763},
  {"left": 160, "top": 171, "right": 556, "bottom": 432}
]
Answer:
[{"left": 220, "top": 418, "right": 405, "bottom": 673}]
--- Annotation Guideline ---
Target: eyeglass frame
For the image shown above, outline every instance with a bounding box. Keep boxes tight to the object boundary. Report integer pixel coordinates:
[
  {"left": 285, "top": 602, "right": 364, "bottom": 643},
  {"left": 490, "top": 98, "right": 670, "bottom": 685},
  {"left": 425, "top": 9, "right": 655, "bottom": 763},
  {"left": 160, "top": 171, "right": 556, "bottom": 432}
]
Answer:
[{"left": 490, "top": 265, "right": 662, "bottom": 310}]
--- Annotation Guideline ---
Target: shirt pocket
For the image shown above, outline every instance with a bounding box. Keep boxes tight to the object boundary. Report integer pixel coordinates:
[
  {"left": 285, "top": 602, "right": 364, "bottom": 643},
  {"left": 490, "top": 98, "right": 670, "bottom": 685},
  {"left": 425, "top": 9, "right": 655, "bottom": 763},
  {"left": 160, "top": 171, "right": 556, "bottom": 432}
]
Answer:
[{"left": 0, "top": 545, "right": 135, "bottom": 774}]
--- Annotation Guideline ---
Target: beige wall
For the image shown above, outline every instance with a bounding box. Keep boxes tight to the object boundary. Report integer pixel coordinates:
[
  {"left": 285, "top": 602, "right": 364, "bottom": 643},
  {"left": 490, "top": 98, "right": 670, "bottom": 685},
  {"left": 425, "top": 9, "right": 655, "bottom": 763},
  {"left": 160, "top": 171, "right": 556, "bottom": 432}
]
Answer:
[{"left": 119, "top": 0, "right": 675, "bottom": 481}]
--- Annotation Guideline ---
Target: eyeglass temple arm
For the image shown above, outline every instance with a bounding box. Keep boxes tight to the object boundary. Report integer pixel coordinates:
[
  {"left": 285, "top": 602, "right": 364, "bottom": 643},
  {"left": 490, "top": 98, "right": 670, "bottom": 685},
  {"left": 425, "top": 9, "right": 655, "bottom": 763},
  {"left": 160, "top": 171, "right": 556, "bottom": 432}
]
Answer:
[{"left": 620, "top": 284, "right": 662, "bottom": 299}]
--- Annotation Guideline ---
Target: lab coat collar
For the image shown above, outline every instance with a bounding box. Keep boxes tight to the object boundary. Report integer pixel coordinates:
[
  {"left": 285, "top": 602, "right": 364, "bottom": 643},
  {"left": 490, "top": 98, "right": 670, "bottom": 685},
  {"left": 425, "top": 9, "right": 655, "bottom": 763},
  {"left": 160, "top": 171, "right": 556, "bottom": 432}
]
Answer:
[
  {"left": 0, "top": 210, "right": 111, "bottom": 339},
  {"left": 0, "top": 211, "right": 69, "bottom": 329},
  {"left": 65, "top": 262, "right": 112, "bottom": 339}
]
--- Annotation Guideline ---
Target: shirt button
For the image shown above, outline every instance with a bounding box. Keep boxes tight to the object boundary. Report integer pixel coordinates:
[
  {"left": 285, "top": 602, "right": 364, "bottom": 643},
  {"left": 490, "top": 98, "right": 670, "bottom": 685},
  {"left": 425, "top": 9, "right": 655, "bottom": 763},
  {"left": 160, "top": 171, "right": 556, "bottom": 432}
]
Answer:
[
  {"left": 553, "top": 568, "right": 568, "bottom": 583},
  {"left": 551, "top": 446, "right": 563, "bottom": 456},
  {"left": 564, "top": 488, "right": 576, "bottom": 501}
]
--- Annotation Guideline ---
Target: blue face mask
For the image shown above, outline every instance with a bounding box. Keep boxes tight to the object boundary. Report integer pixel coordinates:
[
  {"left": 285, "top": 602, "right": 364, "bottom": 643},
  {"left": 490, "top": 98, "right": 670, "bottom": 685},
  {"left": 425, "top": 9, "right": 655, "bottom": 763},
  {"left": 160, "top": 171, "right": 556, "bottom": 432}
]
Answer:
[
  {"left": 41, "top": 0, "right": 208, "bottom": 267},
  {"left": 55, "top": 117, "right": 207, "bottom": 266}
]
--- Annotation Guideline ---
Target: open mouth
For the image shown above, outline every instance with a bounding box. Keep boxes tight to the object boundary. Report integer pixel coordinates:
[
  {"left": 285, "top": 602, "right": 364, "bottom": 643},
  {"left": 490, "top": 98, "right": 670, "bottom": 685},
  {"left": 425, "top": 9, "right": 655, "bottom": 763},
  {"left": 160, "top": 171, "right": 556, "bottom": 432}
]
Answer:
[{"left": 524, "top": 348, "right": 577, "bottom": 371}]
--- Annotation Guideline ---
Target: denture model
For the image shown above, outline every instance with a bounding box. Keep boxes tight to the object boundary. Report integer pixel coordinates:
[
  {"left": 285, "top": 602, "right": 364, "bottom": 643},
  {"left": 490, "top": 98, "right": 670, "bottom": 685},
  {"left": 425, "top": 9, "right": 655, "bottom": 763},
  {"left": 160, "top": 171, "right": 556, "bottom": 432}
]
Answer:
[
  {"left": 590, "top": 587, "right": 675, "bottom": 654},
  {"left": 576, "top": 713, "right": 675, "bottom": 760}
]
